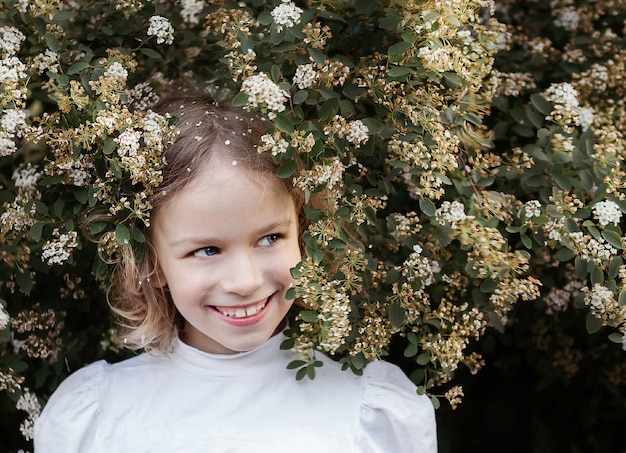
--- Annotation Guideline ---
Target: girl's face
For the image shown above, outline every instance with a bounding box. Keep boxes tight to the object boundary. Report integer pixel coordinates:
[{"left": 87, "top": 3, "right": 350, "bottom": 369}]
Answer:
[{"left": 151, "top": 153, "right": 301, "bottom": 354}]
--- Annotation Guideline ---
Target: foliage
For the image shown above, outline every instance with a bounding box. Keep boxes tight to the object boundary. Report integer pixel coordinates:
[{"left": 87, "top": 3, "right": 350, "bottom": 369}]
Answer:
[{"left": 0, "top": 0, "right": 624, "bottom": 450}]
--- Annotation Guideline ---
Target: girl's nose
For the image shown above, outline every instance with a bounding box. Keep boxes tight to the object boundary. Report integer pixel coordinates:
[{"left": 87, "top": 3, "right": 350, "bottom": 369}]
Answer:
[{"left": 220, "top": 251, "right": 263, "bottom": 296}]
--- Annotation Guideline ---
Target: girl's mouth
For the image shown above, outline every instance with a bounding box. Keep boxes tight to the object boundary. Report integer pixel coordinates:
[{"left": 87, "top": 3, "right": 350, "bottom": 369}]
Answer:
[{"left": 213, "top": 298, "right": 268, "bottom": 319}]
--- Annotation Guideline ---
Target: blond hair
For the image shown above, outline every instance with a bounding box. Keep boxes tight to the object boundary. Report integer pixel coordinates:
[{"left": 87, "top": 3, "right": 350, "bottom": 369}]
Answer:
[{"left": 109, "top": 88, "right": 304, "bottom": 352}]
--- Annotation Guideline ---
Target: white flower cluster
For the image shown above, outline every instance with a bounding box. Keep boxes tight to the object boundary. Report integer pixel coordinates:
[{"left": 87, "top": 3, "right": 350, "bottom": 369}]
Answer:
[
  {"left": 0, "top": 26, "right": 25, "bottom": 56},
  {"left": 56, "top": 156, "right": 94, "bottom": 186},
  {"left": 578, "top": 106, "right": 594, "bottom": 131},
  {"left": 345, "top": 119, "right": 369, "bottom": 147},
  {"left": 180, "top": 0, "right": 205, "bottom": 25},
  {"left": 147, "top": 15, "right": 174, "bottom": 45},
  {"left": 569, "top": 231, "right": 617, "bottom": 264},
  {"left": 295, "top": 156, "right": 345, "bottom": 192},
  {"left": 127, "top": 82, "right": 160, "bottom": 111},
  {"left": 241, "top": 72, "right": 287, "bottom": 119},
  {"left": 0, "top": 107, "right": 26, "bottom": 157},
  {"left": 13, "top": 164, "right": 41, "bottom": 191},
  {"left": 543, "top": 215, "right": 566, "bottom": 242},
  {"left": 0, "top": 305, "right": 9, "bottom": 330},
  {"left": 553, "top": 7, "right": 580, "bottom": 32},
  {"left": 593, "top": 200, "right": 622, "bottom": 226},
  {"left": 543, "top": 82, "right": 592, "bottom": 130},
  {"left": 260, "top": 133, "right": 289, "bottom": 156},
  {"left": 582, "top": 284, "right": 615, "bottom": 314},
  {"left": 271, "top": 0, "right": 303, "bottom": 33},
  {"left": 104, "top": 61, "right": 128, "bottom": 80},
  {"left": 41, "top": 229, "right": 79, "bottom": 266},
  {"left": 435, "top": 200, "right": 467, "bottom": 226},
  {"left": 116, "top": 128, "right": 142, "bottom": 158},
  {"left": 524, "top": 200, "right": 542, "bottom": 218},
  {"left": 0, "top": 55, "right": 27, "bottom": 88},
  {"left": 31, "top": 49, "right": 59, "bottom": 74},
  {"left": 399, "top": 244, "right": 435, "bottom": 287},
  {"left": 293, "top": 63, "right": 317, "bottom": 89},
  {"left": 316, "top": 281, "right": 351, "bottom": 353},
  {"left": 16, "top": 389, "right": 41, "bottom": 441},
  {"left": 545, "top": 82, "right": 579, "bottom": 111}
]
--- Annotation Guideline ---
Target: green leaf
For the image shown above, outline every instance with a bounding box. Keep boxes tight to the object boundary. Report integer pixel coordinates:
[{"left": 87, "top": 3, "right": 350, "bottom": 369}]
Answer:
[
  {"left": 602, "top": 230, "right": 623, "bottom": 250},
  {"left": 44, "top": 33, "right": 61, "bottom": 52},
  {"left": 388, "top": 41, "right": 412, "bottom": 56},
  {"left": 139, "top": 48, "right": 162, "bottom": 59},
  {"left": 115, "top": 224, "right": 131, "bottom": 245},
  {"left": 30, "top": 222, "right": 43, "bottom": 242},
  {"left": 276, "top": 160, "right": 298, "bottom": 178},
  {"left": 300, "top": 310, "right": 318, "bottom": 323},
  {"left": 295, "top": 367, "right": 308, "bottom": 380},
  {"left": 387, "top": 66, "right": 413, "bottom": 79},
  {"left": 287, "top": 360, "right": 307, "bottom": 369},
  {"left": 417, "top": 353, "right": 431, "bottom": 365},
  {"left": 67, "top": 61, "right": 90, "bottom": 75},
  {"left": 89, "top": 221, "right": 108, "bottom": 235},
  {"left": 389, "top": 302, "right": 405, "bottom": 328},
  {"left": 293, "top": 90, "right": 309, "bottom": 104},
  {"left": 404, "top": 343, "right": 418, "bottom": 358},
  {"left": 231, "top": 91, "right": 250, "bottom": 107},
  {"left": 419, "top": 197, "right": 436, "bottom": 216},
  {"left": 585, "top": 314, "right": 603, "bottom": 334},
  {"left": 530, "top": 94, "right": 553, "bottom": 115},
  {"left": 258, "top": 11, "right": 273, "bottom": 26},
  {"left": 274, "top": 114, "right": 293, "bottom": 134}
]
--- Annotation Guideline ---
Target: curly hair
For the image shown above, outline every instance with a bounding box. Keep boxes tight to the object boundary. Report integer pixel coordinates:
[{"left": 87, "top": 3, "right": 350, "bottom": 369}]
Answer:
[{"left": 108, "top": 87, "right": 305, "bottom": 352}]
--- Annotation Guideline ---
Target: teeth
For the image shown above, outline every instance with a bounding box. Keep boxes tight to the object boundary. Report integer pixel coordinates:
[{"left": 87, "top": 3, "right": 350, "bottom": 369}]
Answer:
[{"left": 216, "top": 300, "right": 267, "bottom": 318}]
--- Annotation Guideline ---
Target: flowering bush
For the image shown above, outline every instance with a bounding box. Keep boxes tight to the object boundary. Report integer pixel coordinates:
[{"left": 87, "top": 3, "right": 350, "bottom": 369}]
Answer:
[{"left": 1, "top": 0, "right": 625, "bottom": 450}]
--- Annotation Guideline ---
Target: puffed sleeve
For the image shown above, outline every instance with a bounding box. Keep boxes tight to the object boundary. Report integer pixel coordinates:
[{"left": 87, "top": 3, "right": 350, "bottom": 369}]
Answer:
[
  {"left": 358, "top": 361, "right": 437, "bottom": 452},
  {"left": 34, "top": 360, "right": 106, "bottom": 453}
]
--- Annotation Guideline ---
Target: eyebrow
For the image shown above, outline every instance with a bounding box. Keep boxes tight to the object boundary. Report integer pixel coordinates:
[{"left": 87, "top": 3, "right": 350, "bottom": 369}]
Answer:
[{"left": 168, "top": 218, "right": 294, "bottom": 248}]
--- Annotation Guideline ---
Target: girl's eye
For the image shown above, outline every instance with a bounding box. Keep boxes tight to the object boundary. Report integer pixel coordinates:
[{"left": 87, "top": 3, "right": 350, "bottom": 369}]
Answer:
[
  {"left": 258, "top": 233, "right": 281, "bottom": 246},
  {"left": 193, "top": 247, "right": 218, "bottom": 258}
]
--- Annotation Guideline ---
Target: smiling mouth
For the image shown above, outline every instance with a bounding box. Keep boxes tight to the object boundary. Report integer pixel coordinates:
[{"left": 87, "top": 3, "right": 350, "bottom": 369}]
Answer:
[{"left": 213, "top": 298, "right": 269, "bottom": 319}]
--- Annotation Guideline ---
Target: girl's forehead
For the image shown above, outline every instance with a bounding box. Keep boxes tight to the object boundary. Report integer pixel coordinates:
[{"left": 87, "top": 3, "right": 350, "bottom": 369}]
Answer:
[{"left": 174, "top": 153, "right": 290, "bottom": 203}]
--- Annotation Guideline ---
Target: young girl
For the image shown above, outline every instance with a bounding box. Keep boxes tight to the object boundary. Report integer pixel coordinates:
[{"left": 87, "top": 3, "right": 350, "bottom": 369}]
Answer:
[{"left": 34, "top": 89, "right": 437, "bottom": 452}]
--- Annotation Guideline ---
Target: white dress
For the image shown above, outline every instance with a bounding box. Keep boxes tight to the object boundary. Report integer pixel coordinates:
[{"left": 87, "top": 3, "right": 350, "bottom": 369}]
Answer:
[{"left": 34, "top": 333, "right": 437, "bottom": 452}]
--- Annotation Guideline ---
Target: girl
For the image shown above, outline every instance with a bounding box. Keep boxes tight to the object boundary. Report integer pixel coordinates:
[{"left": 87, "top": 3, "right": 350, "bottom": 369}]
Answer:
[{"left": 34, "top": 89, "right": 437, "bottom": 452}]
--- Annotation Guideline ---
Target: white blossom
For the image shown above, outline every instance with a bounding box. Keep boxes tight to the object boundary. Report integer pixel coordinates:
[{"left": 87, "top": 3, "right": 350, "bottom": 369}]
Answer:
[
  {"left": 41, "top": 229, "right": 78, "bottom": 265},
  {"left": 346, "top": 120, "right": 369, "bottom": 147},
  {"left": 241, "top": 72, "right": 288, "bottom": 119},
  {"left": 593, "top": 200, "right": 622, "bottom": 226},
  {"left": 271, "top": 0, "right": 303, "bottom": 32},
  {"left": 147, "top": 15, "right": 174, "bottom": 45},
  {"left": 524, "top": 200, "right": 542, "bottom": 218},
  {"left": 116, "top": 128, "right": 142, "bottom": 158},
  {"left": 17, "top": 389, "right": 41, "bottom": 442},
  {"left": 0, "top": 56, "right": 28, "bottom": 85},
  {"left": 293, "top": 63, "right": 317, "bottom": 89},
  {"left": 0, "top": 305, "right": 9, "bottom": 330},
  {"left": 0, "top": 26, "right": 26, "bottom": 57},
  {"left": 13, "top": 164, "right": 41, "bottom": 190},
  {"left": 553, "top": 7, "right": 580, "bottom": 32},
  {"left": 0, "top": 134, "right": 17, "bottom": 157},
  {"left": 31, "top": 49, "right": 59, "bottom": 74},
  {"left": 180, "top": 0, "right": 205, "bottom": 25},
  {"left": 582, "top": 284, "right": 614, "bottom": 314},
  {"left": 1, "top": 109, "right": 26, "bottom": 134},
  {"left": 578, "top": 106, "right": 594, "bottom": 131},
  {"left": 104, "top": 61, "right": 128, "bottom": 80},
  {"left": 544, "top": 82, "right": 579, "bottom": 111},
  {"left": 435, "top": 200, "right": 467, "bottom": 225}
]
